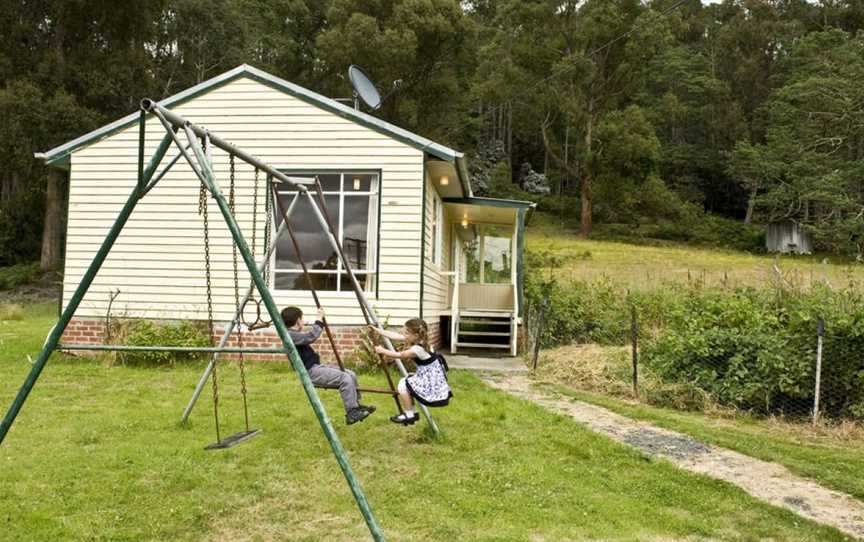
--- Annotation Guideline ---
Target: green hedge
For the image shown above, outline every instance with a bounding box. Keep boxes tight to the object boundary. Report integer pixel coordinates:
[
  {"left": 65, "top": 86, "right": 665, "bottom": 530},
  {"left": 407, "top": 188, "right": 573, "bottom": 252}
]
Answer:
[
  {"left": 525, "top": 259, "right": 864, "bottom": 419},
  {"left": 112, "top": 320, "right": 211, "bottom": 367},
  {"left": 644, "top": 286, "right": 864, "bottom": 419}
]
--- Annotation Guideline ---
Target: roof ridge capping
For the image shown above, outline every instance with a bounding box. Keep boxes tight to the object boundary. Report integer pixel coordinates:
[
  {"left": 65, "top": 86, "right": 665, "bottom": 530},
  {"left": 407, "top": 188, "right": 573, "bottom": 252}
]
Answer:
[{"left": 35, "top": 64, "right": 467, "bottom": 187}]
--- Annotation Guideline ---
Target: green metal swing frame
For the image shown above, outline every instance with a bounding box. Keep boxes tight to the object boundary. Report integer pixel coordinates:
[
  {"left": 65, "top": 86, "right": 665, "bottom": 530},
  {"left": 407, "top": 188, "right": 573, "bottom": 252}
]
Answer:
[{"left": 0, "top": 101, "right": 404, "bottom": 541}]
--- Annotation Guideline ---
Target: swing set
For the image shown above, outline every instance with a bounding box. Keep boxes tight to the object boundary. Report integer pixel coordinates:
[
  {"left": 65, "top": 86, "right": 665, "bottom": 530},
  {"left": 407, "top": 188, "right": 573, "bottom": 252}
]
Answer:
[{"left": 0, "top": 98, "right": 441, "bottom": 542}]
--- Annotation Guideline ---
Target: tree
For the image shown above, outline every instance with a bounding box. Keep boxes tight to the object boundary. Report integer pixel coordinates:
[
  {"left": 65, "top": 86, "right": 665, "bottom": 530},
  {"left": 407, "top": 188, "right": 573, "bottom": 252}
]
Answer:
[{"left": 756, "top": 29, "right": 864, "bottom": 255}]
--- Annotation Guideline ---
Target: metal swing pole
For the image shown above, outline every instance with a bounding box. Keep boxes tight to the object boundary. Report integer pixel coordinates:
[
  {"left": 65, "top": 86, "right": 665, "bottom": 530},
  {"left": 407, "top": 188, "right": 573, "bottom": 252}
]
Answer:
[
  {"left": 0, "top": 123, "right": 175, "bottom": 445},
  {"left": 174, "top": 116, "right": 385, "bottom": 541},
  {"left": 180, "top": 197, "right": 297, "bottom": 423},
  {"left": 306, "top": 182, "right": 440, "bottom": 436}
]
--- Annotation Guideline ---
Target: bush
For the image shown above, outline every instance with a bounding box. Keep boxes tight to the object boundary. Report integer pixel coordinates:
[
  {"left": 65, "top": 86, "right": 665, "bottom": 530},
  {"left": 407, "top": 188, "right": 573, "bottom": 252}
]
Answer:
[
  {"left": 111, "top": 320, "right": 211, "bottom": 367},
  {"left": 0, "top": 262, "right": 40, "bottom": 291},
  {"left": 0, "top": 191, "right": 44, "bottom": 266},
  {"left": 643, "top": 285, "right": 864, "bottom": 419}
]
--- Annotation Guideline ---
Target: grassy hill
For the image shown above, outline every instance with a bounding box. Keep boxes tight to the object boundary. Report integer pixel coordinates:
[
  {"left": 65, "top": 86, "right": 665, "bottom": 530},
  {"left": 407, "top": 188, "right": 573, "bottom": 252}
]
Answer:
[{"left": 526, "top": 223, "right": 864, "bottom": 292}]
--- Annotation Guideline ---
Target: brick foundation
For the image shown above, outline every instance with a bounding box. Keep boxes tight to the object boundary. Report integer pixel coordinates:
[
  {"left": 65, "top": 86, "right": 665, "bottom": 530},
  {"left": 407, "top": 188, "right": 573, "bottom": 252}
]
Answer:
[{"left": 61, "top": 317, "right": 442, "bottom": 361}]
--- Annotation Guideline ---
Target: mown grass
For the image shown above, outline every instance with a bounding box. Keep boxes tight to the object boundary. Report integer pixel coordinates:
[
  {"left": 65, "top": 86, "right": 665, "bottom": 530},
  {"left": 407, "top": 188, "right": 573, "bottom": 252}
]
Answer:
[
  {"left": 0, "top": 303, "right": 854, "bottom": 541},
  {"left": 526, "top": 225, "right": 864, "bottom": 292},
  {"left": 532, "top": 343, "right": 864, "bottom": 502}
]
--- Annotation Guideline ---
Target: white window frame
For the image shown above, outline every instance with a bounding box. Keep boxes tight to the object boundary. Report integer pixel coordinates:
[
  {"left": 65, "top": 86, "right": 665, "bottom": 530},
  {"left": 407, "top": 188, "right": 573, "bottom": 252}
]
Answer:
[
  {"left": 272, "top": 171, "right": 379, "bottom": 293},
  {"left": 430, "top": 190, "right": 443, "bottom": 267}
]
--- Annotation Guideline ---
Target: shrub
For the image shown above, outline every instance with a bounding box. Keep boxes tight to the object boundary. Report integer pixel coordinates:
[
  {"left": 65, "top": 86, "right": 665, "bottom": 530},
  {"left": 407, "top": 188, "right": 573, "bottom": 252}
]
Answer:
[
  {"left": 111, "top": 319, "right": 211, "bottom": 367},
  {"left": 0, "top": 262, "right": 40, "bottom": 291},
  {"left": 643, "top": 285, "right": 864, "bottom": 419}
]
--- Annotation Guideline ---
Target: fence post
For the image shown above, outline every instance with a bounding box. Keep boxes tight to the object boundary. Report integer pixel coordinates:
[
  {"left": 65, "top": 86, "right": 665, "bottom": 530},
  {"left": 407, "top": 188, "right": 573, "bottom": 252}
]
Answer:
[
  {"left": 813, "top": 317, "right": 824, "bottom": 424},
  {"left": 631, "top": 304, "right": 639, "bottom": 398},
  {"left": 531, "top": 296, "right": 548, "bottom": 372}
]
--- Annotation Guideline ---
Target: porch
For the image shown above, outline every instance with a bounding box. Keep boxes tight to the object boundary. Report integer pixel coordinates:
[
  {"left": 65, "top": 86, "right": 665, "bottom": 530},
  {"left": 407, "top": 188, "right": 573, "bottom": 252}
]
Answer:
[{"left": 440, "top": 197, "right": 535, "bottom": 356}]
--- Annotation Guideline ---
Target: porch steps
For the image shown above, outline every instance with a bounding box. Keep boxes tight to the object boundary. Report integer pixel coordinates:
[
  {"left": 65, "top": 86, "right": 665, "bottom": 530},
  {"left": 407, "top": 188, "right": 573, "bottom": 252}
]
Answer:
[
  {"left": 456, "top": 342, "right": 511, "bottom": 349},
  {"left": 452, "top": 311, "right": 514, "bottom": 354}
]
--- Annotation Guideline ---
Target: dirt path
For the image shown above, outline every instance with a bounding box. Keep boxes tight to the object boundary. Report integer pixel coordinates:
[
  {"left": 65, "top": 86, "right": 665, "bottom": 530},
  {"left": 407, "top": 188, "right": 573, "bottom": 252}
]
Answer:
[{"left": 482, "top": 374, "right": 864, "bottom": 540}]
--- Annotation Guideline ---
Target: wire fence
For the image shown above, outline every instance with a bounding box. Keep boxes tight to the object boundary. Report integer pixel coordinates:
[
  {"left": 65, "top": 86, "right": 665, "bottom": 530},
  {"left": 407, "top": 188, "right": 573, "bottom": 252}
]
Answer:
[{"left": 525, "top": 298, "right": 864, "bottom": 426}]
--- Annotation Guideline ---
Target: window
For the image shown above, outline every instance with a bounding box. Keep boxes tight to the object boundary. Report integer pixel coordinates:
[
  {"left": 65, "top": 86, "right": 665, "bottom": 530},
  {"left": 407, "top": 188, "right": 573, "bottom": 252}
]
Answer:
[
  {"left": 463, "top": 224, "right": 512, "bottom": 284},
  {"left": 430, "top": 190, "right": 443, "bottom": 266},
  {"left": 273, "top": 172, "right": 378, "bottom": 292}
]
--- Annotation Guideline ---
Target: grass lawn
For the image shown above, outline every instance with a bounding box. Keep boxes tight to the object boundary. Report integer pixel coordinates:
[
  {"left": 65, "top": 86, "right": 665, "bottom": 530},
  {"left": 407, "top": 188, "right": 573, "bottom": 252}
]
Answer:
[
  {"left": 0, "top": 304, "right": 854, "bottom": 541},
  {"left": 526, "top": 225, "right": 864, "bottom": 291}
]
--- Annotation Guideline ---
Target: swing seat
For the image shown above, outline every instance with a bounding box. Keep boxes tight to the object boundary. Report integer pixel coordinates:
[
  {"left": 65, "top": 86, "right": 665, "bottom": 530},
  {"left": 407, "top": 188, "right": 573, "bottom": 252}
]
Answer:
[{"left": 204, "top": 428, "right": 261, "bottom": 451}]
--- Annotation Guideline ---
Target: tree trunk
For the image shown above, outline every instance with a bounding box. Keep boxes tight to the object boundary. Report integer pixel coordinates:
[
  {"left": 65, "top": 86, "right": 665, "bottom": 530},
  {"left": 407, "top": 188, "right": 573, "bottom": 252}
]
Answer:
[
  {"left": 580, "top": 114, "right": 594, "bottom": 237},
  {"left": 744, "top": 183, "right": 758, "bottom": 224},
  {"left": 41, "top": 168, "right": 67, "bottom": 271}
]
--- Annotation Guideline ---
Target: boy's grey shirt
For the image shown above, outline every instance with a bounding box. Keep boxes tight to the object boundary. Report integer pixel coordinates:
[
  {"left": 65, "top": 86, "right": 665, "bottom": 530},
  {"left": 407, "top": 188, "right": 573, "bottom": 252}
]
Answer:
[{"left": 287, "top": 321, "right": 324, "bottom": 346}]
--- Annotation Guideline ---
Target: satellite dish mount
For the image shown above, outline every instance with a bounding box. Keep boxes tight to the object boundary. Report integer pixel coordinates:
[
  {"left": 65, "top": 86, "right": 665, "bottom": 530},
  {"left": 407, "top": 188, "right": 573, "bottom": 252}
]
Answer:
[{"left": 348, "top": 65, "right": 401, "bottom": 112}]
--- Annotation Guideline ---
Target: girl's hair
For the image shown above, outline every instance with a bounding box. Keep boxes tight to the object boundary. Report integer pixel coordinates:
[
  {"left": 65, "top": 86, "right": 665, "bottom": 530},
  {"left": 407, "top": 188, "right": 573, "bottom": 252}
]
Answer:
[
  {"left": 404, "top": 318, "right": 429, "bottom": 351},
  {"left": 281, "top": 306, "right": 303, "bottom": 327}
]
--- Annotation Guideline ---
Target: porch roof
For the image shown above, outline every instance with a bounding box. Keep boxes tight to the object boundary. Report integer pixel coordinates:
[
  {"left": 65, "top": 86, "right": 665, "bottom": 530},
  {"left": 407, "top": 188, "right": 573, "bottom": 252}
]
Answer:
[{"left": 443, "top": 196, "right": 536, "bottom": 226}]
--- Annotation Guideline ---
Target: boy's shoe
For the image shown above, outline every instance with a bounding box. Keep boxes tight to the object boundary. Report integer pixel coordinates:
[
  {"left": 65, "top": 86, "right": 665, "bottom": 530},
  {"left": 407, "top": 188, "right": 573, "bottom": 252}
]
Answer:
[
  {"left": 359, "top": 404, "right": 377, "bottom": 413},
  {"left": 389, "top": 412, "right": 420, "bottom": 425},
  {"left": 346, "top": 407, "right": 371, "bottom": 425}
]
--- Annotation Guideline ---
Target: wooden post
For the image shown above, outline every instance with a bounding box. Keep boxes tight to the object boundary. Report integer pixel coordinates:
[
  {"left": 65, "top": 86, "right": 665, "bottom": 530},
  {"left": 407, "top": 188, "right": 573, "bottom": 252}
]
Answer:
[
  {"left": 813, "top": 317, "right": 824, "bottom": 424},
  {"left": 531, "top": 296, "right": 548, "bottom": 372},
  {"left": 631, "top": 305, "right": 639, "bottom": 397}
]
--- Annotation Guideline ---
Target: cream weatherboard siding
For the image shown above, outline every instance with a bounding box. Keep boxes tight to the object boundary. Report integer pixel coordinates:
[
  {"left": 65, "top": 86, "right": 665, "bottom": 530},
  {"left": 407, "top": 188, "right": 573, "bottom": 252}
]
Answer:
[
  {"left": 420, "top": 172, "right": 453, "bottom": 322},
  {"left": 63, "top": 76, "right": 424, "bottom": 326}
]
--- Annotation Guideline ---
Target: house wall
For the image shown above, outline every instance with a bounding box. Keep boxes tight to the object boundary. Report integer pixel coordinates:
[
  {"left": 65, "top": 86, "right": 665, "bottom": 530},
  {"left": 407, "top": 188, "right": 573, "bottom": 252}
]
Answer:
[
  {"left": 420, "top": 171, "right": 453, "bottom": 324},
  {"left": 61, "top": 76, "right": 426, "bottom": 329}
]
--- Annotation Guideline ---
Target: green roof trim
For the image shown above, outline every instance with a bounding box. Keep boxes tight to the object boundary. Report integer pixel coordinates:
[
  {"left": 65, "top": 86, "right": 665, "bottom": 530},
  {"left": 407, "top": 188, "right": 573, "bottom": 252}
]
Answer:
[{"left": 35, "top": 64, "right": 463, "bottom": 167}]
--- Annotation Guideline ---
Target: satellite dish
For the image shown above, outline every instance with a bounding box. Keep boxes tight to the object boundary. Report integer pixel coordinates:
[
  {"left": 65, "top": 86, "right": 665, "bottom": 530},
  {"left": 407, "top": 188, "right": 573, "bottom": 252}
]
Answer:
[{"left": 348, "top": 65, "right": 382, "bottom": 111}]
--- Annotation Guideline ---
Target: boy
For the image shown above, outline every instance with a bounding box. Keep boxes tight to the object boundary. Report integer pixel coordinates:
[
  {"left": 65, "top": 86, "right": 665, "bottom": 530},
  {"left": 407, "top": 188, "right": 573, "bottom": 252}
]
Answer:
[{"left": 281, "top": 306, "right": 375, "bottom": 425}]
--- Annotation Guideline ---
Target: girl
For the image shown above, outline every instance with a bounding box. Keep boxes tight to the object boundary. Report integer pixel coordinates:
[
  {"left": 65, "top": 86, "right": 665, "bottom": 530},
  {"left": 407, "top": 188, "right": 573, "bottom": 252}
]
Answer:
[{"left": 371, "top": 318, "right": 452, "bottom": 425}]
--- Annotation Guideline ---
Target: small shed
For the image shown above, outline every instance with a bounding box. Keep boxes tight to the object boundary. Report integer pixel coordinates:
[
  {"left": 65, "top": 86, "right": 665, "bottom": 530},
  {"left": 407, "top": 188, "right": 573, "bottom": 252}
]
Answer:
[
  {"left": 766, "top": 221, "right": 813, "bottom": 254},
  {"left": 35, "top": 64, "right": 535, "bottom": 356}
]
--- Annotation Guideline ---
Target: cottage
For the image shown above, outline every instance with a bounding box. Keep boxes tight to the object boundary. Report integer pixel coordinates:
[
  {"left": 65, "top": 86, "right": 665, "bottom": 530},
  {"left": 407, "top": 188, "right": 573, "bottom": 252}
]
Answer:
[{"left": 36, "top": 65, "right": 534, "bottom": 357}]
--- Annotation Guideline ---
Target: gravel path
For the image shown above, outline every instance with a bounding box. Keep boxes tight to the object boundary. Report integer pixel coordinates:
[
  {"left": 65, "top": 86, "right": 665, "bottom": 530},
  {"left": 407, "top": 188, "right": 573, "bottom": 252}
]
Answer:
[{"left": 482, "top": 374, "right": 864, "bottom": 540}]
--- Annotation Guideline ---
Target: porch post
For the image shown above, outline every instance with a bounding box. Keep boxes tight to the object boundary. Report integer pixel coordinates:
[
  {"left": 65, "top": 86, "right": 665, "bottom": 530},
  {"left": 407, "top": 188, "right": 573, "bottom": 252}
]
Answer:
[
  {"left": 510, "top": 216, "right": 518, "bottom": 356},
  {"left": 451, "top": 233, "right": 460, "bottom": 354}
]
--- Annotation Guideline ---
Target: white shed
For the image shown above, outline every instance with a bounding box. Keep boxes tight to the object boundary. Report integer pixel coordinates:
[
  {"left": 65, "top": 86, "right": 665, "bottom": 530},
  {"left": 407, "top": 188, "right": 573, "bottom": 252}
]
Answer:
[{"left": 36, "top": 65, "right": 534, "bottom": 356}]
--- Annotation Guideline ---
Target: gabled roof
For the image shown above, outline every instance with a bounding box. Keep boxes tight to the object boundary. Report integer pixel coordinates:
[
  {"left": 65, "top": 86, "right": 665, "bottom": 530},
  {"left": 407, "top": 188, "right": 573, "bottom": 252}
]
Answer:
[{"left": 36, "top": 64, "right": 470, "bottom": 193}]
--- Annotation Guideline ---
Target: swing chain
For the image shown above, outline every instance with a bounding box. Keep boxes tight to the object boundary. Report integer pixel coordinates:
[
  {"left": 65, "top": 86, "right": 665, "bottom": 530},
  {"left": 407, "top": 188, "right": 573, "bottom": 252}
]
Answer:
[
  {"left": 200, "top": 139, "right": 220, "bottom": 443},
  {"left": 228, "top": 155, "right": 251, "bottom": 431},
  {"left": 251, "top": 167, "right": 259, "bottom": 258},
  {"left": 263, "top": 174, "right": 273, "bottom": 286}
]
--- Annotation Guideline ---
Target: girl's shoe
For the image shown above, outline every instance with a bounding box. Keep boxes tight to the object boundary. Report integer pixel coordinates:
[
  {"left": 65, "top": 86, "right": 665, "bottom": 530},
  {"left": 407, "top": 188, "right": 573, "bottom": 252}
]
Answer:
[{"left": 389, "top": 412, "right": 420, "bottom": 425}]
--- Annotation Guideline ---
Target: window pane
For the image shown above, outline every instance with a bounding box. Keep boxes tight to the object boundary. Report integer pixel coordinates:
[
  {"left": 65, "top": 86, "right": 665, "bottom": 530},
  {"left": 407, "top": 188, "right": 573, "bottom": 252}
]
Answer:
[
  {"left": 318, "top": 174, "right": 341, "bottom": 192},
  {"left": 343, "top": 195, "right": 371, "bottom": 269},
  {"left": 345, "top": 174, "right": 375, "bottom": 192},
  {"left": 275, "top": 272, "right": 337, "bottom": 291},
  {"left": 341, "top": 273, "right": 368, "bottom": 291},
  {"left": 275, "top": 194, "right": 340, "bottom": 271},
  {"left": 484, "top": 226, "right": 512, "bottom": 284}
]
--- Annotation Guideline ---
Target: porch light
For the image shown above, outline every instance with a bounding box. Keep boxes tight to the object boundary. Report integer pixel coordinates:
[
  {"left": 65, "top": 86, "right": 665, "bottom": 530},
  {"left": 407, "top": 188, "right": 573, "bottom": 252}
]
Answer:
[
  {"left": 353, "top": 177, "right": 361, "bottom": 190},
  {"left": 440, "top": 175, "right": 450, "bottom": 186},
  {"left": 461, "top": 214, "right": 469, "bottom": 228}
]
